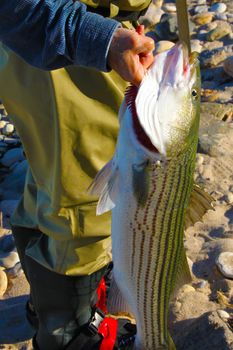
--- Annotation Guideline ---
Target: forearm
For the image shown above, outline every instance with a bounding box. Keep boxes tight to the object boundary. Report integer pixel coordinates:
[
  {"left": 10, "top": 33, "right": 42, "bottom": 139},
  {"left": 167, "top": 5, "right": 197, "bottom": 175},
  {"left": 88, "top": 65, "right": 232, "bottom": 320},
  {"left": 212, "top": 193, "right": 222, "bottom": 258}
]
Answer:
[{"left": 0, "top": 0, "right": 120, "bottom": 71}]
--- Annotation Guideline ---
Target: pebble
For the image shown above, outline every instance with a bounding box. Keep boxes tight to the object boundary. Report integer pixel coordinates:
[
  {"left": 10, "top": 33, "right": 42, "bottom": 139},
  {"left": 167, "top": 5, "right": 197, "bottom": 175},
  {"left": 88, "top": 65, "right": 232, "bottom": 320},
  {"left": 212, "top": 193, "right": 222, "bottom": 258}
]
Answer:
[
  {"left": 193, "top": 12, "right": 214, "bottom": 25},
  {"left": 207, "top": 23, "right": 232, "bottom": 41},
  {"left": 209, "top": 3, "right": 227, "bottom": 14},
  {"left": 217, "top": 310, "right": 230, "bottom": 320},
  {"left": 0, "top": 120, "right": 7, "bottom": 130},
  {"left": 202, "top": 49, "right": 227, "bottom": 67},
  {"left": 0, "top": 268, "right": 8, "bottom": 296},
  {"left": 216, "top": 252, "right": 233, "bottom": 279},
  {"left": 197, "top": 280, "right": 208, "bottom": 289},
  {"left": 2, "top": 123, "right": 14, "bottom": 136},
  {"left": 194, "top": 5, "right": 209, "bottom": 14},
  {"left": 197, "top": 0, "right": 206, "bottom": 4},
  {"left": 180, "top": 284, "right": 196, "bottom": 294},
  {"left": 6, "top": 261, "right": 23, "bottom": 279},
  {"left": 191, "top": 39, "right": 202, "bottom": 53},
  {"left": 162, "top": 3, "right": 176, "bottom": 13},
  {"left": 215, "top": 13, "right": 228, "bottom": 21},
  {"left": 223, "top": 56, "right": 233, "bottom": 78},
  {"left": 0, "top": 147, "right": 25, "bottom": 167},
  {"left": 0, "top": 251, "right": 20, "bottom": 269},
  {"left": 154, "top": 40, "right": 175, "bottom": 54}
]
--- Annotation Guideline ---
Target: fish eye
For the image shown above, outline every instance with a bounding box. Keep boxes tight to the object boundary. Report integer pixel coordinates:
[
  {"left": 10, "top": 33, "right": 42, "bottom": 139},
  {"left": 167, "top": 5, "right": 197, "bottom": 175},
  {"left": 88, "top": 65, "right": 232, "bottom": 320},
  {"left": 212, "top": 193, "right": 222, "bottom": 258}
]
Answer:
[{"left": 191, "top": 89, "right": 198, "bottom": 99}]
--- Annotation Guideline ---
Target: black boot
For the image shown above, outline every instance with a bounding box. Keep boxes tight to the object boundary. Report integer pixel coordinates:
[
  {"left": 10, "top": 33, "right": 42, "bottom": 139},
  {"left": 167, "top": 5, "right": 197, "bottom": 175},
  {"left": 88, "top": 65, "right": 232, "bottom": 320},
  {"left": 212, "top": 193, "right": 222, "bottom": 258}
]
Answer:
[{"left": 24, "top": 254, "right": 107, "bottom": 350}]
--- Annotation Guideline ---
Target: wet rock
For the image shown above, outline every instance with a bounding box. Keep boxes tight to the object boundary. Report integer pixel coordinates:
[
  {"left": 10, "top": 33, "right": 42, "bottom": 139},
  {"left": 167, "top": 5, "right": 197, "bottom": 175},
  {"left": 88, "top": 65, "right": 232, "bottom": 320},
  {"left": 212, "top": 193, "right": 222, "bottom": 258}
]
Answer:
[
  {"left": 216, "top": 252, "right": 233, "bottom": 279},
  {"left": 223, "top": 56, "right": 233, "bottom": 78},
  {"left": 0, "top": 251, "right": 19, "bottom": 269},
  {"left": 207, "top": 22, "right": 232, "bottom": 41},
  {"left": 209, "top": 3, "right": 227, "bottom": 14},
  {"left": 0, "top": 268, "right": 8, "bottom": 296},
  {"left": 193, "top": 12, "right": 214, "bottom": 25},
  {"left": 154, "top": 40, "right": 174, "bottom": 54},
  {"left": 172, "top": 311, "right": 233, "bottom": 350},
  {"left": 0, "top": 147, "right": 25, "bottom": 167}
]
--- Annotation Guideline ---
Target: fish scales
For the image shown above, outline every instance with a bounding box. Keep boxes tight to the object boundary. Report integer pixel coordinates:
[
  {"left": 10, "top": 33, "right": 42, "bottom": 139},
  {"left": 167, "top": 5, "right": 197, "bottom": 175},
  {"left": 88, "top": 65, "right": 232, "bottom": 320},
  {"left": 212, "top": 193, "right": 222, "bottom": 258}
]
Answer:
[{"left": 90, "top": 44, "right": 201, "bottom": 349}]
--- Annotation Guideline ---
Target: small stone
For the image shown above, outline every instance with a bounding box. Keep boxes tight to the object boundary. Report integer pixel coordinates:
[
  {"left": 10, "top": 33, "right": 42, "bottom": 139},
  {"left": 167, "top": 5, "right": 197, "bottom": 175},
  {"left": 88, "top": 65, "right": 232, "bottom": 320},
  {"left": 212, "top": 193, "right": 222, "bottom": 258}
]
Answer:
[
  {"left": 191, "top": 39, "right": 202, "bottom": 53},
  {"left": 223, "top": 56, "right": 233, "bottom": 78},
  {"left": 162, "top": 3, "right": 176, "bottom": 13},
  {"left": 207, "top": 23, "right": 232, "bottom": 41},
  {"left": 6, "top": 261, "right": 23, "bottom": 279},
  {"left": 210, "top": 3, "right": 227, "bottom": 14},
  {"left": 197, "top": 280, "right": 208, "bottom": 289},
  {"left": 227, "top": 193, "right": 233, "bottom": 203},
  {"left": 2, "top": 123, "right": 14, "bottom": 136},
  {"left": 0, "top": 120, "right": 7, "bottom": 130},
  {"left": 0, "top": 147, "right": 25, "bottom": 167},
  {"left": 0, "top": 268, "right": 8, "bottom": 296},
  {"left": 216, "top": 252, "right": 233, "bottom": 279},
  {"left": 0, "top": 251, "right": 19, "bottom": 269},
  {"left": 202, "top": 49, "right": 227, "bottom": 67},
  {"left": 154, "top": 40, "right": 175, "bottom": 54},
  {"left": 180, "top": 284, "right": 196, "bottom": 293},
  {"left": 193, "top": 12, "right": 214, "bottom": 25},
  {"left": 217, "top": 310, "right": 230, "bottom": 320},
  {"left": 215, "top": 13, "right": 227, "bottom": 21},
  {"left": 197, "top": 0, "right": 206, "bottom": 4},
  {"left": 194, "top": 5, "right": 209, "bottom": 14}
]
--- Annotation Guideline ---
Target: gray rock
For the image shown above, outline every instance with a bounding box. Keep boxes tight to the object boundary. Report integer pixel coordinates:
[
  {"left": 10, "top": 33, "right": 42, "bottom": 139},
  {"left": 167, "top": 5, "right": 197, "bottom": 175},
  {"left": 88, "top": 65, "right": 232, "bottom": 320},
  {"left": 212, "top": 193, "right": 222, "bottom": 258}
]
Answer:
[
  {"left": 154, "top": 13, "right": 179, "bottom": 41},
  {"left": 171, "top": 311, "right": 233, "bottom": 349},
  {"left": 216, "top": 252, "right": 233, "bottom": 279},
  {"left": 194, "top": 5, "right": 209, "bottom": 14},
  {"left": 0, "top": 147, "right": 25, "bottom": 167},
  {"left": 223, "top": 56, "right": 233, "bottom": 78},
  {"left": 6, "top": 261, "right": 23, "bottom": 278}
]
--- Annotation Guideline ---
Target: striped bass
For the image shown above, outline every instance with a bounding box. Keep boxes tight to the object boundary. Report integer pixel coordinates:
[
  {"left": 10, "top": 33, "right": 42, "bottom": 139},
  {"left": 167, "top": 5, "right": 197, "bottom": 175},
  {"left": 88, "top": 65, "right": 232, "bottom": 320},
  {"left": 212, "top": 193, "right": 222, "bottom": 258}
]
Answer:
[{"left": 90, "top": 43, "right": 205, "bottom": 349}]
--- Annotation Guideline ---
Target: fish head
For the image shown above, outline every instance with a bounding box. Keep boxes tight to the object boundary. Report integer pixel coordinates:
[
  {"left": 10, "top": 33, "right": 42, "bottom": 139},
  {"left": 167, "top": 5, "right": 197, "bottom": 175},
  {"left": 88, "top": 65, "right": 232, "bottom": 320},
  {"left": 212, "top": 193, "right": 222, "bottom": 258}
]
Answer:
[{"left": 134, "top": 42, "right": 200, "bottom": 159}]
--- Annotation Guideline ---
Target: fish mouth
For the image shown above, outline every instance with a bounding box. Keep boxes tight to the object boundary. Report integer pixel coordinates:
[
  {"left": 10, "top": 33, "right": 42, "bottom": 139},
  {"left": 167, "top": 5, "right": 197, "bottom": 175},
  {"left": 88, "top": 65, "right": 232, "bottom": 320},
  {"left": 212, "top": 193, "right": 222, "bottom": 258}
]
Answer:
[
  {"left": 157, "top": 42, "right": 196, "bottom": 88},
  {"left": 133, "top": 42, "right": 199, "bottom": 156}
]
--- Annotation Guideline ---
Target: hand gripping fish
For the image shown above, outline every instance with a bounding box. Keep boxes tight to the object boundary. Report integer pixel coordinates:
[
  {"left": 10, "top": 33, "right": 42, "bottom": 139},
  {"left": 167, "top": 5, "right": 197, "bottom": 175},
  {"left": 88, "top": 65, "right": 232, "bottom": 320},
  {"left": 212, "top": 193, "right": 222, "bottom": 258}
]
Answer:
[{"left": 90, "top": 43, "right": 213, "bottom": 350}]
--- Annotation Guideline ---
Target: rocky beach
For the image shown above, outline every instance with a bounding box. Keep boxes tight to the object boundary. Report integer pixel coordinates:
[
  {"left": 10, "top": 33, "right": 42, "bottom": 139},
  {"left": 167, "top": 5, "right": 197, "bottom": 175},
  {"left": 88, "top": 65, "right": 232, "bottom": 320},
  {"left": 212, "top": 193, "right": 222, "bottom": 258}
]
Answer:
[{"left": 0, "top": 0, "right": 233, "bottom": 349}]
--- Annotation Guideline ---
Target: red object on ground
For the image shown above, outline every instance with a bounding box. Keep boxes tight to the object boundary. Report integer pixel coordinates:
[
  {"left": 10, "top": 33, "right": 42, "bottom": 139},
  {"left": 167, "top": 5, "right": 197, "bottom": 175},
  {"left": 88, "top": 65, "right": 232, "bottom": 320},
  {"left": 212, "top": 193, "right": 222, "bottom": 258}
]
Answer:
[{"left": 99, "top": 317, "right": 118, "bottom": 350}]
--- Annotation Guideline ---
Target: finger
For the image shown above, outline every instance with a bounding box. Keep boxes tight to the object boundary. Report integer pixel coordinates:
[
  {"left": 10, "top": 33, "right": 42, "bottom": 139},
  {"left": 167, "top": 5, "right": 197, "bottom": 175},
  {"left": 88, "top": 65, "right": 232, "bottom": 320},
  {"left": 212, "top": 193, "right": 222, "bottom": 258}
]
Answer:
[
  {"left": 135, "top": 37, "right": 155, "bottom": 55},
  {"left": 140, "top": 53, "right": 155, "bottom": 69}
]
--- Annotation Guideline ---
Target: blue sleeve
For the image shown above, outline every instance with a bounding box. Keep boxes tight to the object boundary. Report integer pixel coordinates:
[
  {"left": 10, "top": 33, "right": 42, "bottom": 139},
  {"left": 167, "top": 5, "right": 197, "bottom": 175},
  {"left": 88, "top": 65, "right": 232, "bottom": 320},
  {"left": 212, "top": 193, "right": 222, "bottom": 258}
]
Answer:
[{"left": 0, "top": 0, "right": 121, "bottom": 71}]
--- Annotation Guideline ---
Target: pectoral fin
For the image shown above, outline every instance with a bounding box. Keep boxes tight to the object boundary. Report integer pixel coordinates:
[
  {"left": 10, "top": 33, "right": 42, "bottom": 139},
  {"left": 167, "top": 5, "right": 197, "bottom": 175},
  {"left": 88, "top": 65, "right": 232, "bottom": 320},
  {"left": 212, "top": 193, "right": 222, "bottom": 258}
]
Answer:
[
  {"left": 185, "top": 184, "right": 215, "bottom": 229},
  {"left": 88, "top": 158, "right": 119, "bottom": 215}
]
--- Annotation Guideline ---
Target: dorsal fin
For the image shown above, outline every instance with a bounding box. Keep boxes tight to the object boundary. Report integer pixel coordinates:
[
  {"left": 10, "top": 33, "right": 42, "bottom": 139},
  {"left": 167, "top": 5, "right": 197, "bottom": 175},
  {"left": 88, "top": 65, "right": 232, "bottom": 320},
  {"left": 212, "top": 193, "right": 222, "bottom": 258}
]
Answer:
[{"left": 125, "top": 85, "right": 158, "bottom": 153}]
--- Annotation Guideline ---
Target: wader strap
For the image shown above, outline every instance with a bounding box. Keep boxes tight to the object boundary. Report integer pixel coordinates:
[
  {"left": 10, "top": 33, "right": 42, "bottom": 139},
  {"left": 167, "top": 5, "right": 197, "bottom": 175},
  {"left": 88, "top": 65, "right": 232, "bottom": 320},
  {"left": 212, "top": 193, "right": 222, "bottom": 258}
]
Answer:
[{"left": 176, "top": 0, "right": 191, "bottom": 53}]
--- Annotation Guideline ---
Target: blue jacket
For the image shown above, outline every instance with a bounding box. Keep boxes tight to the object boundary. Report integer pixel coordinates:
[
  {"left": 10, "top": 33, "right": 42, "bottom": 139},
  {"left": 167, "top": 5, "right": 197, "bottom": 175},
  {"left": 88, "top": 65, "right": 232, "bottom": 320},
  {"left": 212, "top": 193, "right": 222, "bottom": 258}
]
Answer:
[{"left": 0, "top": 0, "right": 120, "bottom": 71}]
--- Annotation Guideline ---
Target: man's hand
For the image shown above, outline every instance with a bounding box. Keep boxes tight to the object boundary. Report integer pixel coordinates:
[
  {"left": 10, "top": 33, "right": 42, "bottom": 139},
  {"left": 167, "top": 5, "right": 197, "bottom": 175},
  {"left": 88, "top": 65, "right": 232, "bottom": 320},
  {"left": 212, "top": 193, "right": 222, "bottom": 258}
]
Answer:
[{"left": 108, "top": 27, "right": 155, "bottom": 86}]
